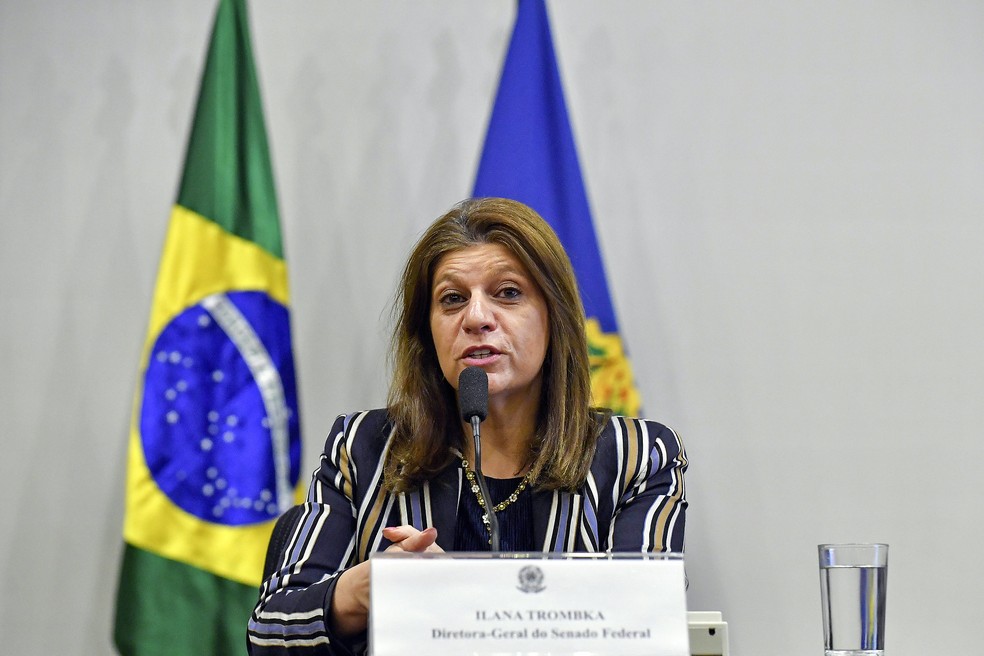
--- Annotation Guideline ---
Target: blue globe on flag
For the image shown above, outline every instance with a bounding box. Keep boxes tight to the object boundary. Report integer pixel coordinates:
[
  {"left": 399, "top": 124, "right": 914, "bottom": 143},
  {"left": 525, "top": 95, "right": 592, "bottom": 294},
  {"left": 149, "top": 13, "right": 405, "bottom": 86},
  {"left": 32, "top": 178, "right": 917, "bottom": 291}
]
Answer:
[{"left": 139, "top": 290, "right": 301, "bottom": 526}]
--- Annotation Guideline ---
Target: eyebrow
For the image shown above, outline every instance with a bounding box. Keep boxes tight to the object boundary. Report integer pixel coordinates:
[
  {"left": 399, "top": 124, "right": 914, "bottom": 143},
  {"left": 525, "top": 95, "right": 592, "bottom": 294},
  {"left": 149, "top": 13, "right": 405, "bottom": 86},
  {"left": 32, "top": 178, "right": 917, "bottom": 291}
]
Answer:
[{"left": 432, "top": 261, "right": 530, "bottom": 286}]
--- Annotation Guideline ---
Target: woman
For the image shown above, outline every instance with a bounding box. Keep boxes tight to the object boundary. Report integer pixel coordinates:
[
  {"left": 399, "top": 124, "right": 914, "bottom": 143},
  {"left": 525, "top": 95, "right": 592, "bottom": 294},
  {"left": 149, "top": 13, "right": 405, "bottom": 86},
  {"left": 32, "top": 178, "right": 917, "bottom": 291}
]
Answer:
[{"left": 247, "top": 198, "right": 687, "bottom": 655}]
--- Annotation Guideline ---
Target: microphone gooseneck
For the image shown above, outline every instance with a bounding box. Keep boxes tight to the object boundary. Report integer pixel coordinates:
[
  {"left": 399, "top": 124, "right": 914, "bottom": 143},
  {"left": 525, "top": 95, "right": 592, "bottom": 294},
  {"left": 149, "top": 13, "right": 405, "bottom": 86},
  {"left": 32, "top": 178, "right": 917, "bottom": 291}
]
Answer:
[{"left": 457, "top": 366, "right": 500, "bottom": 551}]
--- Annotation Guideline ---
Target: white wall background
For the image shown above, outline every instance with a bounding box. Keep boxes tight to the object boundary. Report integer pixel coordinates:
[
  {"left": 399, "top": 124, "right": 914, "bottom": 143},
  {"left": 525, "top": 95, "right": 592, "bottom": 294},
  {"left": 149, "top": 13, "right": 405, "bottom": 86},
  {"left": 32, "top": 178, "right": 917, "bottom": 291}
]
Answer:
[{"left": 2, "top": 1, "right": 982, "bottom": 654}]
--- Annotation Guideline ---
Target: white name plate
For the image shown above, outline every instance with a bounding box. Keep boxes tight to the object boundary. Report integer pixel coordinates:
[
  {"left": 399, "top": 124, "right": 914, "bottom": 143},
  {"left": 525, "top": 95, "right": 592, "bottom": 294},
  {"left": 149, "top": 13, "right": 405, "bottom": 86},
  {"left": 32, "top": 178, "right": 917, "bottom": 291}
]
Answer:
[{"left": 370, "top": 552, "right": 689, "bottom": 656}]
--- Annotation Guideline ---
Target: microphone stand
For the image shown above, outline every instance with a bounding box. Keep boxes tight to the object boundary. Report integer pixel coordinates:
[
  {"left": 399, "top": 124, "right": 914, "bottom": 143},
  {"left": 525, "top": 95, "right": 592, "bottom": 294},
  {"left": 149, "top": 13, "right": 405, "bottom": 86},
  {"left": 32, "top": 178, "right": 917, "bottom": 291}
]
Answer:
[{"left": 470, "top": 415, "right": 500, "bottom": 552}]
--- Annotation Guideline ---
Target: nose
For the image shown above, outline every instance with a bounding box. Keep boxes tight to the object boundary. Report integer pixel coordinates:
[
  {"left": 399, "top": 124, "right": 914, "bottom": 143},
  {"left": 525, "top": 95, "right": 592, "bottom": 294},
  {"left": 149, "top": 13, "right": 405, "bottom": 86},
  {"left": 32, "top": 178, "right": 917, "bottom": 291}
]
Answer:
[{"left": 462, "top": 295, "right": 496, "bottom": 333}]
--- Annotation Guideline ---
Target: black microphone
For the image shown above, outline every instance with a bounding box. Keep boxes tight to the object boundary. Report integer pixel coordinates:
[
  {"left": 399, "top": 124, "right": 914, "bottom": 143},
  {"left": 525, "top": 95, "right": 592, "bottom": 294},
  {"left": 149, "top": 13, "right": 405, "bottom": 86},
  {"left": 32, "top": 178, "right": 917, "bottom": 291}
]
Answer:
[
  {"left": 457, "top": 366, "right": 500, "bottom": 551},
  {"left": 458, "top": 365, "right": 488, "bottom": 423}
]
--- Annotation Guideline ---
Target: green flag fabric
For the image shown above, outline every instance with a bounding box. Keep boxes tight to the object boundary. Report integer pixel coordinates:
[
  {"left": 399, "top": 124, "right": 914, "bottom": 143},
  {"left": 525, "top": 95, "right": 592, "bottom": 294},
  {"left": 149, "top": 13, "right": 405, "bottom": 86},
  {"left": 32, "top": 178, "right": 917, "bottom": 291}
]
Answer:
[{"left": 114, "top": 1, "right": 301, "bottom": 653}]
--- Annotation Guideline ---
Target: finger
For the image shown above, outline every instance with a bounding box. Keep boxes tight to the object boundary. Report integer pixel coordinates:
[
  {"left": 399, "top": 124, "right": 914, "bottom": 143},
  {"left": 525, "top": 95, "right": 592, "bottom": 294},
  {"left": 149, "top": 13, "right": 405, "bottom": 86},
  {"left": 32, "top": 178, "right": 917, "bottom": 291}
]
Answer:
[
  {"left": 381, "top": 525, "right": 419, "bottom": 543},
  {"left": 401, "top": 526, "right": 438, "bottom": 552},
  {"left": 384, "top": 526, "right": 438, "bottom": 552}
]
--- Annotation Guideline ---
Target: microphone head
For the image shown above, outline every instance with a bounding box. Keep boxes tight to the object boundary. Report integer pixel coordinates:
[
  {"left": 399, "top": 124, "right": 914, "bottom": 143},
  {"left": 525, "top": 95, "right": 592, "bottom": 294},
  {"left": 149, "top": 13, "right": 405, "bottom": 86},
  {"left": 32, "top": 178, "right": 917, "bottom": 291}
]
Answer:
[{"left": 457, "top": 366, "right": 488, "bottom": 422}]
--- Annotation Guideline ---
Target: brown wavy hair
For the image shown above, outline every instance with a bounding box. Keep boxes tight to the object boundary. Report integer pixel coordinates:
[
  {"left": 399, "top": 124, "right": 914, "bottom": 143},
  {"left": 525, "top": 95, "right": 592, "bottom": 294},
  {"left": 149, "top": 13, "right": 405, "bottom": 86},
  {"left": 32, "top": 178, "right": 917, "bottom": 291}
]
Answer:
[{"left": 383, "top": 197, "right": 607, "bottom": 492}]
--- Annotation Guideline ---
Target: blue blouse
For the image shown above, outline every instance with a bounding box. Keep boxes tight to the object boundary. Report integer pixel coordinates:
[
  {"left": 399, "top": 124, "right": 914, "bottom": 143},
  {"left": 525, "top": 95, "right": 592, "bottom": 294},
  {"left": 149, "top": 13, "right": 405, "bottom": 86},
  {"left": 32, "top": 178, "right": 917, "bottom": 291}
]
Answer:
[{"left": 453, "top": 472, "right": 534, "bottom": 552}]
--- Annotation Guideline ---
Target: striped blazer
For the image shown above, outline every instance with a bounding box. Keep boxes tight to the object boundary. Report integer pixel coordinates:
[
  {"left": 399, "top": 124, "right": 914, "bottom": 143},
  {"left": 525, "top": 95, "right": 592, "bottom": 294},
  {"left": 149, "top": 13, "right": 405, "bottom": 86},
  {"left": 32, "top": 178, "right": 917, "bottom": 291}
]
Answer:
[{"left": 248, "top": 409, "right": 687, "bottom": 655}]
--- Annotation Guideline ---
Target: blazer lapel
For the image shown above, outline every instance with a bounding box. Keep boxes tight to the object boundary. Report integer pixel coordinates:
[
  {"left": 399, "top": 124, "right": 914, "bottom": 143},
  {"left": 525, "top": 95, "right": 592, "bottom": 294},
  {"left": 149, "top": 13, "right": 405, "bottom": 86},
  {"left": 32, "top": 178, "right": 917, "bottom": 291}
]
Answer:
[
  {"left": 427, "top": 463, "right": 463, "bottom": 551},
  {"left": 532, "top": 487, "right": 588, "bottom": 552}
]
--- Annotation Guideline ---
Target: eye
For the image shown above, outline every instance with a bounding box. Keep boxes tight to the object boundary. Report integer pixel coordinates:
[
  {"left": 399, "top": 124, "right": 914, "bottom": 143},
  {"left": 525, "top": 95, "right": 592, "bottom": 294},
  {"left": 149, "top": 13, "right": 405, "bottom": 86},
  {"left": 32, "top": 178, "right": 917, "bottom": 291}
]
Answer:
[
  {"left": 438, "top": 291, "right": 466, "bottom": 306},
  {"left": 498, "top": 286, "right": 522, "bottom": 300}
]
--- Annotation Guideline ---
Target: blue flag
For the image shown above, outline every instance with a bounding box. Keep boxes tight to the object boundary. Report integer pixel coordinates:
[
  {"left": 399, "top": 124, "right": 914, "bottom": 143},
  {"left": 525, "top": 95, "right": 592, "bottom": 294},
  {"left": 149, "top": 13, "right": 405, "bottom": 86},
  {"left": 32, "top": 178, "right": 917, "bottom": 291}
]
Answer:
[{"left": 473, "top": 0, "right": 641, "bottom": 415}]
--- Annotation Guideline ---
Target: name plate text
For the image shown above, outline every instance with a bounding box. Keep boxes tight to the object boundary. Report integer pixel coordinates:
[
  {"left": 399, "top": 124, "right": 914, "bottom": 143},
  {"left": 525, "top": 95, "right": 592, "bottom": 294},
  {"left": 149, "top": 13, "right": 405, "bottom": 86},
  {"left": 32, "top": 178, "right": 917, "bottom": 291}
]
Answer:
[{"left": 370, "top": 553, "right": 688, "bottom": 656}]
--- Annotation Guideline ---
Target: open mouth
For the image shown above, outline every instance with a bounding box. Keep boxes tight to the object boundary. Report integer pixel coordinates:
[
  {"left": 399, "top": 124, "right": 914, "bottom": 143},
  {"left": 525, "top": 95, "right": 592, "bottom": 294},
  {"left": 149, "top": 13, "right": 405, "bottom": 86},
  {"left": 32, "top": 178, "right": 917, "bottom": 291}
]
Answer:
[{"left": 463, "top": 347, "right": 499, "bottom": 362}]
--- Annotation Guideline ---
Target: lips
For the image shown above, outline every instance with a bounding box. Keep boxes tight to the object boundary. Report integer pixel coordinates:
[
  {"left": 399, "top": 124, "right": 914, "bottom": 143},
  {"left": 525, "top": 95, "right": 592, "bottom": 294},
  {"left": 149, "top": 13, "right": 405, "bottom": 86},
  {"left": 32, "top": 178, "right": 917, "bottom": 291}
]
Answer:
[{"left": 461, "top": 346, "right": 500, "bottom": 362}]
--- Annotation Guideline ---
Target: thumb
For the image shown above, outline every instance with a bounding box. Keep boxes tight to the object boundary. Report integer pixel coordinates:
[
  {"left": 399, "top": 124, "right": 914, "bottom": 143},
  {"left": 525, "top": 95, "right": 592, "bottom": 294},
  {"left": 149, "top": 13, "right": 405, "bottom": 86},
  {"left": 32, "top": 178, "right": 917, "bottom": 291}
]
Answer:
[{"left": 400, "top": 526, "right": 439, "bottom": 552}]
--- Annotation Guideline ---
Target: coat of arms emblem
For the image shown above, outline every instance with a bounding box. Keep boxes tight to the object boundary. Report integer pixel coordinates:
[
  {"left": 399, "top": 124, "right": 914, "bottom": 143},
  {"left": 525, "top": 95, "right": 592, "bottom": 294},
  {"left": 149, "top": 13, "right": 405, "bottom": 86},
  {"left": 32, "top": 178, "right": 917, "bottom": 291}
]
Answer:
[{"left": 516, "top": 565, "right": 546, "bottom": 593}]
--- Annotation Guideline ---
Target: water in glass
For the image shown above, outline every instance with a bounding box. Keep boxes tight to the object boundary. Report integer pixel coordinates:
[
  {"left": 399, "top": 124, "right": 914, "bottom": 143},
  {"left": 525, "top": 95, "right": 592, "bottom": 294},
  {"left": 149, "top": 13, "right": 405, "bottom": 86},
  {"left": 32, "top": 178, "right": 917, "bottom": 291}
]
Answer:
[{"left": 820, "top": 564, "right": 887, "bottom": 656}]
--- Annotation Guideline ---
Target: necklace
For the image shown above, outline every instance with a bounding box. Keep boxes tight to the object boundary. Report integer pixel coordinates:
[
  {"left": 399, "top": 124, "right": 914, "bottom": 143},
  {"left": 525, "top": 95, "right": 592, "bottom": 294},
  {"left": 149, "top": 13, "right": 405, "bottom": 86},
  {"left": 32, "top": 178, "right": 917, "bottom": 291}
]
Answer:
[{"left": 461, "top": 458, "right": 531, "bottom": 539}]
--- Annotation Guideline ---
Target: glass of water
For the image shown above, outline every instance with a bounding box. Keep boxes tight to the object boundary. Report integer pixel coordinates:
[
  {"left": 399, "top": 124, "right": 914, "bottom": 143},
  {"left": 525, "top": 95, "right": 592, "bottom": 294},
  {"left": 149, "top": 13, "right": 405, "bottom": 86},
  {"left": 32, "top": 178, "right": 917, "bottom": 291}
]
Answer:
[{"left": 818, "top": 544, "right": 888, "bottom": 656}]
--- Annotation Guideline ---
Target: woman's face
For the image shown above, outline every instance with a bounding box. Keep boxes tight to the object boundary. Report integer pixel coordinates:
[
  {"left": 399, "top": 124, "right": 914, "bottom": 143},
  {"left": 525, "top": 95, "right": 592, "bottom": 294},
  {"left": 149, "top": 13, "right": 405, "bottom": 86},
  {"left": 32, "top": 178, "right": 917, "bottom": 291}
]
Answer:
[{"left": 429, "top": 243, "right": 550, "bottom": 407}]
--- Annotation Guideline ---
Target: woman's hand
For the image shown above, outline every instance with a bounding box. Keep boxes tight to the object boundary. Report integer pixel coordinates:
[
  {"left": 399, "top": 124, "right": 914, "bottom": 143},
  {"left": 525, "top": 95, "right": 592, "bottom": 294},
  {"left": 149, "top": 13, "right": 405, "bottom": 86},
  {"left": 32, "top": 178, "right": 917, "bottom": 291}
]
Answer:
[
  {"left": 382, "top": 525, "right": 443, "bottom": 553},
  {"left": 330, "top": 526, "right": 443, "bottom": 637}
]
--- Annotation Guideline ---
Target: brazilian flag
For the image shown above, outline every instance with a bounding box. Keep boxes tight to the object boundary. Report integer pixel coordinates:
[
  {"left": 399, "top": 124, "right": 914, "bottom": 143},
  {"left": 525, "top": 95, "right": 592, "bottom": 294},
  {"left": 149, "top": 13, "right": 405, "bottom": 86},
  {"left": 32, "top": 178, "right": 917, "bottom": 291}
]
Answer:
[
  {"left": 473, "top": 0, "right": 641, "bottom": 416},
  {"left": 114, "top": 1, "right": 301, "bottom": 653}
]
